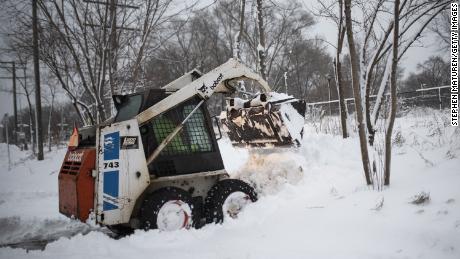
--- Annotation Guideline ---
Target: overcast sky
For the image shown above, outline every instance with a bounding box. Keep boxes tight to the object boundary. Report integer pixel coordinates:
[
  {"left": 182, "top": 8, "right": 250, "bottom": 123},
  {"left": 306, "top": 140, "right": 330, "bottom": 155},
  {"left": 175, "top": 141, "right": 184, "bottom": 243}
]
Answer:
[
  {"left": 0, "top": 0, "right": 448, "bottom": 117},
  {"left": 304, "top": 1, "right": 447, "bottom": 76}
]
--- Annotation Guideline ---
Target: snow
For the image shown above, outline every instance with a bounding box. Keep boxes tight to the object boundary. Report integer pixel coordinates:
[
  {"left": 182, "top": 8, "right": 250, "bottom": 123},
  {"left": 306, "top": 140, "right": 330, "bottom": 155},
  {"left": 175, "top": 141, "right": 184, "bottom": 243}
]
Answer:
[
  {"left": 257, "top": 44, "right": 265, "bottom": 52},
  {"left": 1, "top": 108, "right": 459, "bottom": 258},
  {"left": 0, "top": 144, "right": 28, "bottom": 167},
  {"left": 268, "top": 91, "right": 291, "bottom": 101},
  {"left": 0, "top": 146, "right": 64, "bottom": 221},
  {"left": 156, "top": 201, "right": 192, "bottom": 231},
  {"left": 279, "top": 103, "right": 305, "bottom": 143},
  {"left": 371, "top": 56, "right": 392, "bottom": 127},
  {"left": 0, "top": 146, "right": 96, "bottom": 247}
]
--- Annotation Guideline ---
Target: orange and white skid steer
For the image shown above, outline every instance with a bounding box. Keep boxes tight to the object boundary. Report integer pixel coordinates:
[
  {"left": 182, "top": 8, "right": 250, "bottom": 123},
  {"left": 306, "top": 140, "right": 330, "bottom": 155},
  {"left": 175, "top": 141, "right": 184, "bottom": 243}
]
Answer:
[{"left": 58, "top": 59, "right": 306, "bottom": 233}]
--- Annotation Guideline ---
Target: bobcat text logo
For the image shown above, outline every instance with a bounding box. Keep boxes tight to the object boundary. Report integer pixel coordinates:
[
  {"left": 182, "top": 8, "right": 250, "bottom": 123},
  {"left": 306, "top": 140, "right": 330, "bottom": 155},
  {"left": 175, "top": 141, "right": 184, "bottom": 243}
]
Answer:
[
  {"left": 67, "top": 151, "right": 84, "bottom": 162},
  {"left": 198, "top": 73, "right": 223, "bottom": 94}
]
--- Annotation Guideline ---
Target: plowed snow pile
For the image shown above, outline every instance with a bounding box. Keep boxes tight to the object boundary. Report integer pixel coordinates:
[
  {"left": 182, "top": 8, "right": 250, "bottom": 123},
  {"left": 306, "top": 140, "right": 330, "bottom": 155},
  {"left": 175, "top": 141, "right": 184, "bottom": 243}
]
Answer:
[{"left": 1, "top": 108, "right": 459, "bottom": 259}]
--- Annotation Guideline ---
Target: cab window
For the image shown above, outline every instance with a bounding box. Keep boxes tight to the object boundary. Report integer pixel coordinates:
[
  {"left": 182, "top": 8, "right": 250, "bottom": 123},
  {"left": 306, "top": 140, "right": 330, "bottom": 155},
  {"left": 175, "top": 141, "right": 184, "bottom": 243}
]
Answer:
[
  {"left": 149, "top": 99, "right": 213, "bottom": 156},
  {"left": 115, "top": 95, "right": 142, "bottom": 122}
]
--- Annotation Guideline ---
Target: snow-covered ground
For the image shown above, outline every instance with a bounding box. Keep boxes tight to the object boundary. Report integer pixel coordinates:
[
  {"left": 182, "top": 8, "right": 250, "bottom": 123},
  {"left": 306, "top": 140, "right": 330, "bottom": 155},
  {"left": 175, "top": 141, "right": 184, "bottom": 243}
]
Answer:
[{"left": 0, "top": 108, "right": 459, "bottom": 259}]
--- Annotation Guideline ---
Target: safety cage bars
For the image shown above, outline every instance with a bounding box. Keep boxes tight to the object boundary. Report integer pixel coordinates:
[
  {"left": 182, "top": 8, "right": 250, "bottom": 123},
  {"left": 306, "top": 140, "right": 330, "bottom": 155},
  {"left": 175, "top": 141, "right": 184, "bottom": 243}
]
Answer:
[{"left": 141, "top": 98, "right": 214, "bottom": 157}]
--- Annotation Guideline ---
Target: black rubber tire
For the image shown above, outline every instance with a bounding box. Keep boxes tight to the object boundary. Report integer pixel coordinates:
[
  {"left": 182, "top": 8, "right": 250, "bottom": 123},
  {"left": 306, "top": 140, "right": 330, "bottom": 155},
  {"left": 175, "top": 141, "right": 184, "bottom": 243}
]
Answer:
[
  {"left": 204, "top": 179, "right": 258, "bottom": 224},
  {"left": 140, "top": 187, "right": 195, "bottom": 230},
  {"left": 107, "top": 224, "right": 134, "bottom": 238}
]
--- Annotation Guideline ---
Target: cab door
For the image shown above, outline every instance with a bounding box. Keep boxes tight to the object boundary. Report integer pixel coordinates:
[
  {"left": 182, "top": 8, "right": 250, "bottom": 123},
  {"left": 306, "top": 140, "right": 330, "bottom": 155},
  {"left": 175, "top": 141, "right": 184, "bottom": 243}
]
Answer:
[{"left": 95, "top": 119, "right": 150, "bottom": 226}]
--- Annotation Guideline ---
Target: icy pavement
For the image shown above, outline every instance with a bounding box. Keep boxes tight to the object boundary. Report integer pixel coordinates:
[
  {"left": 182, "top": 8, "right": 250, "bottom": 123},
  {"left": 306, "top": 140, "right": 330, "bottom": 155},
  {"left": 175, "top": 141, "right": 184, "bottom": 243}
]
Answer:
[{"left": 0, "top": 108, "right": 459, "bottom": 259}]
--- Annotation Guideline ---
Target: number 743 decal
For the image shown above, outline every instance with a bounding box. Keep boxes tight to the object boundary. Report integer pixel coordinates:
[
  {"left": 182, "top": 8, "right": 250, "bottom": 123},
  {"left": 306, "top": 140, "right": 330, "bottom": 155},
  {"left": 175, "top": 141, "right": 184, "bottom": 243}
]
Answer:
[{"left": 104, "top": 161, "right": 119, "bottom": 169}]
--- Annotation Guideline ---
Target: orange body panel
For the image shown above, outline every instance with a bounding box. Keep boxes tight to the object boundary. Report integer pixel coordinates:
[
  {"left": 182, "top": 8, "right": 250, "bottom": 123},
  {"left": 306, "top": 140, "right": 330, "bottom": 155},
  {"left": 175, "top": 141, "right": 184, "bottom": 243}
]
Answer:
[{"left": 58, "top": 148, "right": 96, "bottom": 222}]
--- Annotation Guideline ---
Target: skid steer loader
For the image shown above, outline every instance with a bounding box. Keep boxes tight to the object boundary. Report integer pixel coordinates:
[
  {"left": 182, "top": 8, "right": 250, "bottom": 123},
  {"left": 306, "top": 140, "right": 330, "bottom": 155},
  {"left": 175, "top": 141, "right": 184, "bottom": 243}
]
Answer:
[{"left": 58, "top": 59, "right": 306, "bottom": 233}]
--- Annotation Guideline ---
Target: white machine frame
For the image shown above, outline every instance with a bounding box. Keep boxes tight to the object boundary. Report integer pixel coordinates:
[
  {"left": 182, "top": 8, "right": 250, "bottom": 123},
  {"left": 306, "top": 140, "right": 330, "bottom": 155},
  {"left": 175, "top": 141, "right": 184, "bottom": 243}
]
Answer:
[{"left": 94, "top": 59, "right": 271, "bottom": 227}]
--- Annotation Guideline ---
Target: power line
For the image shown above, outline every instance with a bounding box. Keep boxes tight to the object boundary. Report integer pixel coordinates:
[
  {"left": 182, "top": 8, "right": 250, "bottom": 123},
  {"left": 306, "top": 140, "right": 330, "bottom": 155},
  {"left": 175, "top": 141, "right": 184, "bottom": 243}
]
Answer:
[
  {"left": 82, "top": 0, "right": 139, "bottom": 9},
  {"left": 0, "top": 76, "right": 28, "bottom": 79},
  {"left": 83, "top": 23, "right": 140, "bottom": 31}
]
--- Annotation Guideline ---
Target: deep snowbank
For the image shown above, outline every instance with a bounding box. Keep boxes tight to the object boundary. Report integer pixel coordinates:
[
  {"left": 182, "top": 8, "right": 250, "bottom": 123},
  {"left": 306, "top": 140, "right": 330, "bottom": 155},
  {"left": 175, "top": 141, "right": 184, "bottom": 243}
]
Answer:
[{"left": 0, "top": 108, "right": 459, "bottom": 259}]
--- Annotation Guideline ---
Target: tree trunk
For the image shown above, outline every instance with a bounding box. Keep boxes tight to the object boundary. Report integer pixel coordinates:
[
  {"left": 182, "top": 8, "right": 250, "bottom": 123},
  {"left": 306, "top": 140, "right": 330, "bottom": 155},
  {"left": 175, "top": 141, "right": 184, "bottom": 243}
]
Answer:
[
  {"left": 72, "top": 101, "right": 85, "bottom": 126},
  {"left": 26, "top": 95, "right": 36, "bottom": 155},
  {"left": 48, "top": 94, "right": 54, "bottom": 152},
  {"left": 109, "top": 0, "right": 118, "bottom": 97},
  {"left": 33, "top": 0, "right": 44, "bottom": 160},
  {"left": 344, "top": 0, "right": 372, "bottom": 185},
  {"left": 334, "top": 58, "right": 348, "bottom": 138},
  {"left": 53, "top": 61, "right": 91, "bottom": 126},
  {"left": 22, "top": 67, "right": 36, "bottom": 155},
  {"left": 235, "top": 0, "right": 246, "bottom": 60},
  {"left": 384, "top": 0, "right": 400, "bottom": 186},
  {"left": 256, "top": 0, "right": 267, "bottom": 80},
  {"left": 335, "top": 1, "right": 348, "bottom": 139}
]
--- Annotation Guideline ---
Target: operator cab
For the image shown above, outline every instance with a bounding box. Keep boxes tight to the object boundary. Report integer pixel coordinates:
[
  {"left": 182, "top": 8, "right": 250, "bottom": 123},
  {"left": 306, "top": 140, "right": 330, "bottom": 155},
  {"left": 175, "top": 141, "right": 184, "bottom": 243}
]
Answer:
[
  {"left": 113, "top": 69, "right": 203, "bottom": 123},
  {"left": 112, "top": 80, "right": 224, "bottom": 179}
]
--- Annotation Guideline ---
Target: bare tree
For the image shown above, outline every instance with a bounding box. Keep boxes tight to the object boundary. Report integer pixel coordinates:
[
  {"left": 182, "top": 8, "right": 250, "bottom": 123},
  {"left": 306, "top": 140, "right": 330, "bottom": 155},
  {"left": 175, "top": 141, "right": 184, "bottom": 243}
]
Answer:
[
  {"left": 256, "top": 0, "right": 267, "bottom": 80},
  {"left": 38, "top": 0, "right": 110, "bottom": 123},
  {"left": 45, "top": 81, "right": 57, "bottom": 152},
  {"left": 147, "top": 0, "right": 316, "bottom": 88},
  {"left": 3, "top": 0, "right": 192, "bottom": 126},
  {"left": 430, "top": 9, "right": 450, "bottom": 51},
  {"left": 403, "top": 55, "right": 449, "bottom": 91},
  {"left": 127, "top": 0, "right": 184, "bottom": 91},
  {"left": 361, "top": 0, "right": 450, "bottom": 147},
  {"left": 18, "top": 65, "right": 37, "bottom": 155},
  {"left": 416, "top": 56, "right": 450, "bottom": 87},
  {"left": 335, "top": 0, "right": 348, "bottom": 138},
  {"left": 344, "top": 0, "right": 372, "bottom": 185},
  {"left": 343, "top": 0, "right": 450, "bottom": 187},
  {"left": 235, "top": 0, "right": 246, "bottom": 60},
  {"left": 316, "top": 0, "right": 349, "bottom": 138},
  {"left": 385, "top": 0, "right": 400, "bottom": 186}
]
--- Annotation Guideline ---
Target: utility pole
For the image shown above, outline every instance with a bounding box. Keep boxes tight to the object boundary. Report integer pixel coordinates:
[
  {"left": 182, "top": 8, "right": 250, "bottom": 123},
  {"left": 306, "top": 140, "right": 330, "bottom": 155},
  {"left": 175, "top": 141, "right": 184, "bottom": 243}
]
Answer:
[
  {"left": 33, "top": 0, "right": 44, "bottom": 160},
  {"left": 0, "top": 61, "right": 19, "bottom": 144},
  {"left": 12, "top": 62, "right": 18, "bottom": 144}
]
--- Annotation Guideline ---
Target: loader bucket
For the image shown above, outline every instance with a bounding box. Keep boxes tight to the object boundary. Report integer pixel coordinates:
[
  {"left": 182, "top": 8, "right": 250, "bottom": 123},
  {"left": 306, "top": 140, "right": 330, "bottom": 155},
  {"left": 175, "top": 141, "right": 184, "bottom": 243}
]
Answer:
[{"left": 221, "top": 98, "right": 306, "bottom": 147}]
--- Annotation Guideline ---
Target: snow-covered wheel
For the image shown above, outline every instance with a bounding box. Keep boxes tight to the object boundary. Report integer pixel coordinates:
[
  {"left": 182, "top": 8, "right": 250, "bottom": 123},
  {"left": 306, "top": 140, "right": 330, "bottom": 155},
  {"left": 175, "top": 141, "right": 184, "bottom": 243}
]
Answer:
[
  {"left": 157, "top": 200, "right": 192, "bottom": 231},
  {"left": 204, "top": 179, "right": 257, "bottom": 224},
  {"left": 140, "top": 187, "right": 195, "bottom": 231}
]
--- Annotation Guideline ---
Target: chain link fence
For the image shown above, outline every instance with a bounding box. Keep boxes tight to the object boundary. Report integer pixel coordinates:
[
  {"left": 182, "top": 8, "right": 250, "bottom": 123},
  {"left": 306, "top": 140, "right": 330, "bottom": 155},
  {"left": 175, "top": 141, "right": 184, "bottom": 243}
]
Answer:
[{"left": 306, "top": 86, "right": 450, "bottom": 118}]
